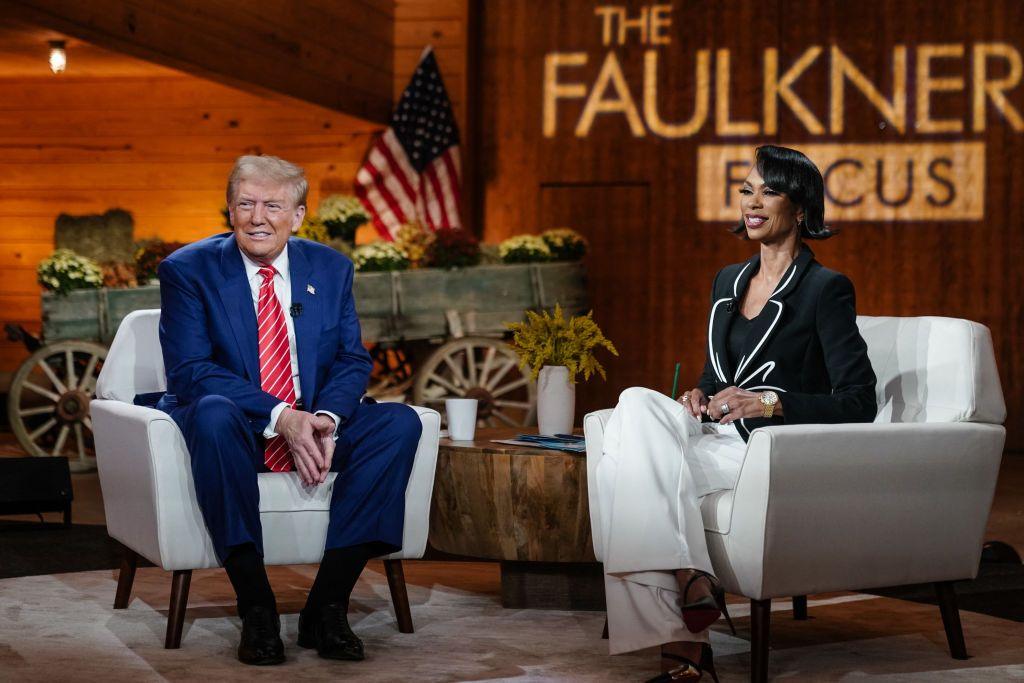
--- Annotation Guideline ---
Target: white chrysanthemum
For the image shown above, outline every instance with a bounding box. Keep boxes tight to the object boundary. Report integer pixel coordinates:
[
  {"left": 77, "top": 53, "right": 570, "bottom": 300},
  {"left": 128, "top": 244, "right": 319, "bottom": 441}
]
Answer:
[
  {"left": 318, "top": 195, "right": 369, "bottom": 223},
  {"left": 351, "top": 241, "right": 409, "bottom": 272},
  {"left": 37, "top": 248, "right": 103, "bottom": 295},
  {"left": 498, "top": 234, "right": 551, "bottom": 258}
]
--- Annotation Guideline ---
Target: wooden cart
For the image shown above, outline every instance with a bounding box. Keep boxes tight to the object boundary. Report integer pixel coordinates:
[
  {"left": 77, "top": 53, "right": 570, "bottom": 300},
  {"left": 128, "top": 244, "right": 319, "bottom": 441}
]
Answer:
[{"left": 7, "top": 261, "right": 588, "bottom": 471}]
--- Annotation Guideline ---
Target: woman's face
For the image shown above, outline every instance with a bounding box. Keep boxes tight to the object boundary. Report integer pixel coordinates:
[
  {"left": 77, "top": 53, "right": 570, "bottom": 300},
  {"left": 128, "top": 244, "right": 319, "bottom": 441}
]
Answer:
[{"left": 739, "top": 166, "right": 803, "bottom": 244}]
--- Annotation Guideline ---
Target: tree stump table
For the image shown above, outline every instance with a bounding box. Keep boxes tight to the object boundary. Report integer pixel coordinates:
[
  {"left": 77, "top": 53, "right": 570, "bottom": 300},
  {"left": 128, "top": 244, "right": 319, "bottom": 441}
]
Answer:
[{"left": 428, "top": 428, "right": 604, "bottom": 610}]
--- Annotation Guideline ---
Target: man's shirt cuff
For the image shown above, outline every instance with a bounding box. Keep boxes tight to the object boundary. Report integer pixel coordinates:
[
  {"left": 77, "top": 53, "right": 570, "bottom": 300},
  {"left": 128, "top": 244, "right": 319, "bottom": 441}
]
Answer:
[{"left": 263, "top": 402, "right": 290, "bottom": 438}]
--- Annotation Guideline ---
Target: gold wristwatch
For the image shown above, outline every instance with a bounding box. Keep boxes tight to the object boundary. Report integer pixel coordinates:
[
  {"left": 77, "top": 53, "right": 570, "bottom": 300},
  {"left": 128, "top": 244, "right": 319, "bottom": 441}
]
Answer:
[{"left": 759, "top": 391, "right": 779, "bottom": 418}]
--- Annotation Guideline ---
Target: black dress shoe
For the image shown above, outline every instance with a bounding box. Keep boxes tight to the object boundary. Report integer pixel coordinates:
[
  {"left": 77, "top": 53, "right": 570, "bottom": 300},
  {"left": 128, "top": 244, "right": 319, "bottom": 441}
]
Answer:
[
  {"left": 298, "top": 602, "right": 365, "bottom": 661},
  {"left": 237, "top": 605, "right": 285, "bottom": 666}
]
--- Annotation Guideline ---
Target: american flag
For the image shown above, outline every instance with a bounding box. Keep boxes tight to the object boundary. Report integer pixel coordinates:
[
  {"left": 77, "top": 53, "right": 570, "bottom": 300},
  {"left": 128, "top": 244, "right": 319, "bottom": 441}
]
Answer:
[{"left": 356, "top": 47, "right": 462, "bottom": 239}]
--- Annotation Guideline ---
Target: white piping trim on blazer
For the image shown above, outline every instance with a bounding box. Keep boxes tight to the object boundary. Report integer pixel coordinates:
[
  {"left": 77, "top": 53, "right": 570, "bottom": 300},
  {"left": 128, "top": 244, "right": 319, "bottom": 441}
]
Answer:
[
  {"left": 738, "top": 360, "right": 776, "bottom": 389},
  {"left": 706, "top": 262, "right": 754, "bottom": 384},
  {"left": 734, "top": 300, "right": 783, "bottom": 380},
  {"left": 707, "top": 298, "right": 730, "bottom": 383},
  {"left": 733, "top": 262, "right": 752, "bottom": 297},
  {"left": 771, "top": 261, "right": 798, "bottom": 297}
]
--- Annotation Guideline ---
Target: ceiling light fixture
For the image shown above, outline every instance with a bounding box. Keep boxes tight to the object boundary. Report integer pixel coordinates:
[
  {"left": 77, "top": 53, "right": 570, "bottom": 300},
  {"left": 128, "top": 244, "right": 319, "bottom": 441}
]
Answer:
[{"left": 48, "top": 40, "right": 66, "bottom": 74}]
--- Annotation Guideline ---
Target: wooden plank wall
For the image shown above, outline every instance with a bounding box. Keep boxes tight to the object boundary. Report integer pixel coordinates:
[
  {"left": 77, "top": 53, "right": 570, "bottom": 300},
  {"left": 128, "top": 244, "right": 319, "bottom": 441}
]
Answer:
[
  {"left": 0, "top": 0, "right": 469, "bottom": 388},
  {"left": 0, "top": 73, "right": 379, "bottom": 382},
  {"left": 0, "top": 0, "right": 396, "bottom": 123},
  {"left": 476, "top": 0, "right": 1024, "bottom": 449},
  {"left": 394, "top": 0, "right": 469, "bottom": 134}
]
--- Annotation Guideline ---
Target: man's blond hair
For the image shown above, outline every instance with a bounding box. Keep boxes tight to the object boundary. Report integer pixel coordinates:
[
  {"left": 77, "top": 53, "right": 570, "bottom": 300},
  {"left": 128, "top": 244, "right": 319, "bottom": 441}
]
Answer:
[{"left": 226, "top": 155, "right": 309, "bottom": 207}]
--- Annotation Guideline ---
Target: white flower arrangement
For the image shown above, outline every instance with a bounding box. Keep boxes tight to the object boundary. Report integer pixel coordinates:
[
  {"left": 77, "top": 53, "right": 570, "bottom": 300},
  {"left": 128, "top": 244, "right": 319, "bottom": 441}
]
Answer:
[
  {"left": 37, "top": 249, "right": 103, "bottom": 295},
  {"left": 541, "top": 228, "right": 588, "bottom": 261},
  {"left": 352, "top": 241, "right": 410, "bottom": 272},
  {"left": 317, "top": 195, "right": 369, "bottom": 243},
  {"left": 498, "top": 234, "right": 552, "bottom": 263}
]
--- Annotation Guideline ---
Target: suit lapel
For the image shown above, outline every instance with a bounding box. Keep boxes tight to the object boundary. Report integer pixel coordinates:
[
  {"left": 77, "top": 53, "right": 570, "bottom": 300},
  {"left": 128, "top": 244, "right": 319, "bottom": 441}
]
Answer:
[
  {"left": 707, "top": 259, "right": 758, "bottom": 384},
  {"left": 734, "top": 245, "right": 816, "bottom": 385},
  {"left": 217, "top": 235, "right": 261, "bottom": 384},
  {"left": 288, "top": 239, "right": 322, "bottom": 405}
]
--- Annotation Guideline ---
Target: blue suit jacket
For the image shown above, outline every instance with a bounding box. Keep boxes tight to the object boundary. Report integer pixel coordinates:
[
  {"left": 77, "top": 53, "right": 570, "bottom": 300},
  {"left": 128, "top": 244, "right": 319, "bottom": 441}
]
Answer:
[{"left": 154, "top": 232, "right": 372, "bottom": 433}]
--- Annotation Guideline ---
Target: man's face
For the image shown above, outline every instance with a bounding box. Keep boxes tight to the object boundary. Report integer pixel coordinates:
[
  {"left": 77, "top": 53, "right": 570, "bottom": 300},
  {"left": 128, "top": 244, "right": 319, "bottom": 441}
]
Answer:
[{"left": 228, "top": 178, "right": 305, "bottom": 263}]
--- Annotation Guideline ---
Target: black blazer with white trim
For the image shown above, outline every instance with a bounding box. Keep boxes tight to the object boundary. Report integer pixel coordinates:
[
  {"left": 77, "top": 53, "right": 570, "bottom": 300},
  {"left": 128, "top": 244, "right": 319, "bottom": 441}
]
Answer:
[{"left": 696, "top": 244, "right": 877, "bottom": 441}]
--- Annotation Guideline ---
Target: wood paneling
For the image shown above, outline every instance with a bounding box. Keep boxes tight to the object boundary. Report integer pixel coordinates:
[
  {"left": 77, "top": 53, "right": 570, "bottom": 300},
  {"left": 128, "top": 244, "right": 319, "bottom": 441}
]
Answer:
[
  {"left": 539, "top": 183, "right": 656, "bottom": 418},
  {"left": 394, "top": 0, "right": 469, "bottom": 133},
  {"left": 477, "top": 0, "right": 1024, "bottom": 448},
  {"left": 0, "top": 70, "right": 377, "bottom": 382},
  {"left": 0, "top": 0, "right": 395, "bottom": 122}
]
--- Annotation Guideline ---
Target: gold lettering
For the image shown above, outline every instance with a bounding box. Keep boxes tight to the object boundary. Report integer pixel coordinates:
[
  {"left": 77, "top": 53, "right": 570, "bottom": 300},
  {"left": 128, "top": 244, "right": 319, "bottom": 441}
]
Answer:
[
  {"left": 973, "top": 43, "right": 1024, "bottom": 132},
  {"left": 650, "top": 4, "right": 672, "bottom": 45},
  {"left": 916, "top": 44, "right": 965, "bottom": 133},
  {"left": 618, "top": 6, "right": 649, "bottom": 45},
  {"left": 830, "top": 45, "right": 907, "bottom": 134},
  {"left": 716, "top": 49, "right": 760, "bottom": 136},
  {"left": 543, "top": 52, "right": 588, "bottom": 138},
  {"left": 593, "top": 6, "right": 622, "bottom": 47},
  {"left": 576, "top": 52, "right": 646, "bottom": 137},
  {"left": 763, "top": 46, "right": 825, "bottom": 135},
  {"left": 644, "top": 49, "right": 709, "bottom": 138}
]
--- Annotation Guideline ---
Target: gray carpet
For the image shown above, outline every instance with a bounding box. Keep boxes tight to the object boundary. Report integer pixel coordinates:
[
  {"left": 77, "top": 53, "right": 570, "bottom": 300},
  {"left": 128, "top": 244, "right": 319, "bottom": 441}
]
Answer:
[{"left": 4, "top": 566, "right": 1024, "bottom": 681}]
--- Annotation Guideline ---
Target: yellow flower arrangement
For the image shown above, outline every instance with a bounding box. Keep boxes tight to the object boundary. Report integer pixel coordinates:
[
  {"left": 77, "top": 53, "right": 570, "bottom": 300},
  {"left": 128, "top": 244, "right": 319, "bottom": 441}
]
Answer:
[
  {"left": 541, "top": 227, "right": 588, "bottom": 261},
  {"left": 394, "top": 221, "right": 436, "bottom": 268},
  {"left": 506, "top": 304, "right": 618, "bottom": 383},
  {"left": 296, "top": 215, "right": 330, "bottom": 243}
]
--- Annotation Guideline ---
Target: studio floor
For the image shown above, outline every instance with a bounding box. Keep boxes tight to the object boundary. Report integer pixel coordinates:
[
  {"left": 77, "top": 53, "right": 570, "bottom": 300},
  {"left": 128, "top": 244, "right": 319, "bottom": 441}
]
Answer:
[{"left": 3, "top": 435, "right": 1024, "bottom": 681}]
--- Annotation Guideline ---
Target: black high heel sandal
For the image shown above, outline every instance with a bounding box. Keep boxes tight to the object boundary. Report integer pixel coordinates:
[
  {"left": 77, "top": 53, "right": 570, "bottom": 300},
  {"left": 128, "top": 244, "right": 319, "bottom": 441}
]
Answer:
[
  {"left": 677, "top": 570, "right": 736, "bottom": 635},
  {"left": 644, "top": 644, "right": 719, "bottom": 683}
]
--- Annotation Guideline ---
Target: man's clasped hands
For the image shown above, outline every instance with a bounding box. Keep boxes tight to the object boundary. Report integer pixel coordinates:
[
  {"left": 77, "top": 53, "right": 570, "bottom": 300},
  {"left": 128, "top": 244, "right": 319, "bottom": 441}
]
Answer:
[{"left": 275, "top": 408, "right": 337, "bottom": 486}]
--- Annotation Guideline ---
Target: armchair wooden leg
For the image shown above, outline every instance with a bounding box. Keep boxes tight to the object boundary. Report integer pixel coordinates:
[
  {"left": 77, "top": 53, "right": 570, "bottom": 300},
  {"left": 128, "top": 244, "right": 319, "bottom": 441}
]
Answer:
[
  {"left": 750, "top": 598, "right": 771, "bottom": 683},
  {"left": 165, "top": 570, "right": 192, "bottom": 649},
  {"left": 113, "top": 547, "right": 138, "bottom": 609},
  {"left": 934, "top": 581, "right": 968, "bottom": 660},
  {"left": 602, "top": 616, "right": 609, "bottom": 639},
  {"left": 792, "top": 594, "right": 808, "bottom": 620},
  {"left": 383, "top": 559, "right": 414, "bottom": 634}
]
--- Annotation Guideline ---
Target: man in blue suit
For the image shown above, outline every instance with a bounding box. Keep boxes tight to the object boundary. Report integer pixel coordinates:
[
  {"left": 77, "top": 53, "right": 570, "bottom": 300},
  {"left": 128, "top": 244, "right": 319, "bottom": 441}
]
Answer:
[{"left": 156, "top": 155, "right": 421, "bottom": 665}]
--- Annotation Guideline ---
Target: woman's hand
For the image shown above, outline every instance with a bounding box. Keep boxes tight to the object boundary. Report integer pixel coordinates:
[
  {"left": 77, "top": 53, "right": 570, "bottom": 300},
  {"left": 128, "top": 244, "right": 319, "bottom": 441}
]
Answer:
[
  {"left": 677, "top": 387, "right": 708, "bottom": 419},
  {"left": 706, "top": 387, "right": 781, "bottom": 425}
]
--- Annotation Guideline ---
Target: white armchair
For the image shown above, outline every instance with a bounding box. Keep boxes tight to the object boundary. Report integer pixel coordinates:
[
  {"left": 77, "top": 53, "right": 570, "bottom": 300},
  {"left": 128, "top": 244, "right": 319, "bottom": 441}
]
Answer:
[
  {"left": 584, "top": 316, "right": 1006, "bottom": 682},
  {"left": 90, "top": 310, "right": 441, "bottom": 648}
]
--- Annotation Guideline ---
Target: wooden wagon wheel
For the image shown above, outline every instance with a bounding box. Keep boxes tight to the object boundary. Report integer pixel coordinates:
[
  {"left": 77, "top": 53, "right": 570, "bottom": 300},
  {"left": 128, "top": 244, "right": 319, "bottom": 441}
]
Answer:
[
  {"left": 8, "top": 340, "right": 107, "bottom": 472},
  {"left": 412, "top": 337, "right": 536, "bottom": 428}
]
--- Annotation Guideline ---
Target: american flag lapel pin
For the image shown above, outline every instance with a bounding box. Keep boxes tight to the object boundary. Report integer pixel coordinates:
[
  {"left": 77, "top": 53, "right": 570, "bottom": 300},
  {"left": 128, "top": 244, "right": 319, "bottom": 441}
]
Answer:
[{"left": 307, "top": 284, "right": 315, "bottom": 295}]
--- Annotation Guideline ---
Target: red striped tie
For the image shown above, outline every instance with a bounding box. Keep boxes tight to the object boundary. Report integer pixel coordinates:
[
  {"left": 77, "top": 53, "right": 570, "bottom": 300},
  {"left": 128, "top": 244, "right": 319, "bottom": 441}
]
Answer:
[{"left": 257, "top": 266, "right": 296, "bottom": 472}]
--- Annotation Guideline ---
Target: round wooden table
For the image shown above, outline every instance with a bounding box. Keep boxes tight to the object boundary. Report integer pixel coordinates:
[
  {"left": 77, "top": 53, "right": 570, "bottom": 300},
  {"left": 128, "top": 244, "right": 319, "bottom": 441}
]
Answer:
[{"left": 428, "top": 428, "right": 604, "bottom": 610}]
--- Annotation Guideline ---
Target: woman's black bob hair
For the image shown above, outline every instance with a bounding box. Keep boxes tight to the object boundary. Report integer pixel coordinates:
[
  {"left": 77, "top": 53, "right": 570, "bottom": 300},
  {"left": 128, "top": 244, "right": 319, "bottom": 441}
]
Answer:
[{"left": 732, "top": 144, "right": 834, "bottom": 240}]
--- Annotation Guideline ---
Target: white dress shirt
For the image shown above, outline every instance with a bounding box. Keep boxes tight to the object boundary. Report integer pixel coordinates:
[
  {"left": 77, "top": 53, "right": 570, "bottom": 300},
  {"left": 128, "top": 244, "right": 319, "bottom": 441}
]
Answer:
[{"left": 238, "top": 246, "right": 339, "bottom": 438}]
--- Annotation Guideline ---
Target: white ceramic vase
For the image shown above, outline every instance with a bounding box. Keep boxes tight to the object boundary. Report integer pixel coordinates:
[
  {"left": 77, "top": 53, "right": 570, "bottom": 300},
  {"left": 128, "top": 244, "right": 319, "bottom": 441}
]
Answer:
[{"left": 537, "top": 365, "right": 575, "bottom": 436}]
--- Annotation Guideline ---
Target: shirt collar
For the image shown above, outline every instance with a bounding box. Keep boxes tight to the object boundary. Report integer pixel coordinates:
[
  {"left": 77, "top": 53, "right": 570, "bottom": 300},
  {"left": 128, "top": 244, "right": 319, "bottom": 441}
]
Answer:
[{"left": 238, "top": 244, "right": 289, "bottom": 283}]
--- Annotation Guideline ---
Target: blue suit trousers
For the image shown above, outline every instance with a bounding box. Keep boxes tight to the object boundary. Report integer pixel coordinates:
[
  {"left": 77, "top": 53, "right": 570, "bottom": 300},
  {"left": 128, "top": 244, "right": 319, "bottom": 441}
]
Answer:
[{"left": 170, "top": 396, "right": 421, "bottom": 562}]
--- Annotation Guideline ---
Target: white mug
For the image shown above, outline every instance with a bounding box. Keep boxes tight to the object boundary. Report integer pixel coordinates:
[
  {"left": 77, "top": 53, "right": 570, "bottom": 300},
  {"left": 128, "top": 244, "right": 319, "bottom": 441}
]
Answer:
[{"left": 445, "top": 398, "right": 478, "bottom": 441}]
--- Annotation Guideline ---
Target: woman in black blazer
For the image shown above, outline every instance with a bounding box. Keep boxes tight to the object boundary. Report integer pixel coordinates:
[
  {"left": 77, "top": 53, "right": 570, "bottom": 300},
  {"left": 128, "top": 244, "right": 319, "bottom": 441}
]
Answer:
[{"left": 596, "top": 146, "right": 876, "bottom": 682}]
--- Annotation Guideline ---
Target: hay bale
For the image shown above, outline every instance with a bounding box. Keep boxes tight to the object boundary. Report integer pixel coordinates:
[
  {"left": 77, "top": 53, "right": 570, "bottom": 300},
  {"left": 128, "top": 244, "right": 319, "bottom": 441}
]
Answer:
[{"left": 54, "top": 209, "right": 134, "bottom": 263}]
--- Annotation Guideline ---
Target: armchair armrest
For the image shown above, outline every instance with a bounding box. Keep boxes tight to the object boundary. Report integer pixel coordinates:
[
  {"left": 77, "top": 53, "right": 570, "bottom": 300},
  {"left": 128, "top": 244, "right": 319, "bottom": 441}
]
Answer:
[
  {"left": 385, "top": 405, "right": 441, "bottom": 560},
  {"left": 91, "top": 399, "right": 214, "bottom": 569},
  {"left": 583, "top": 409, "right": 615, "bottom": 562},
  {"left": 720, "top": 422, "right": 1006, "bottom": 599}
]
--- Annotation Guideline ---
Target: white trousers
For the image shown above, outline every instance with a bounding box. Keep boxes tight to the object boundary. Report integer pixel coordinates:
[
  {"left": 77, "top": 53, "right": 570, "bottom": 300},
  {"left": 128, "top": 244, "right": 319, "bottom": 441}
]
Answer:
[{"left": 596, "top": 387, "right": 747, "bottom": 654}]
